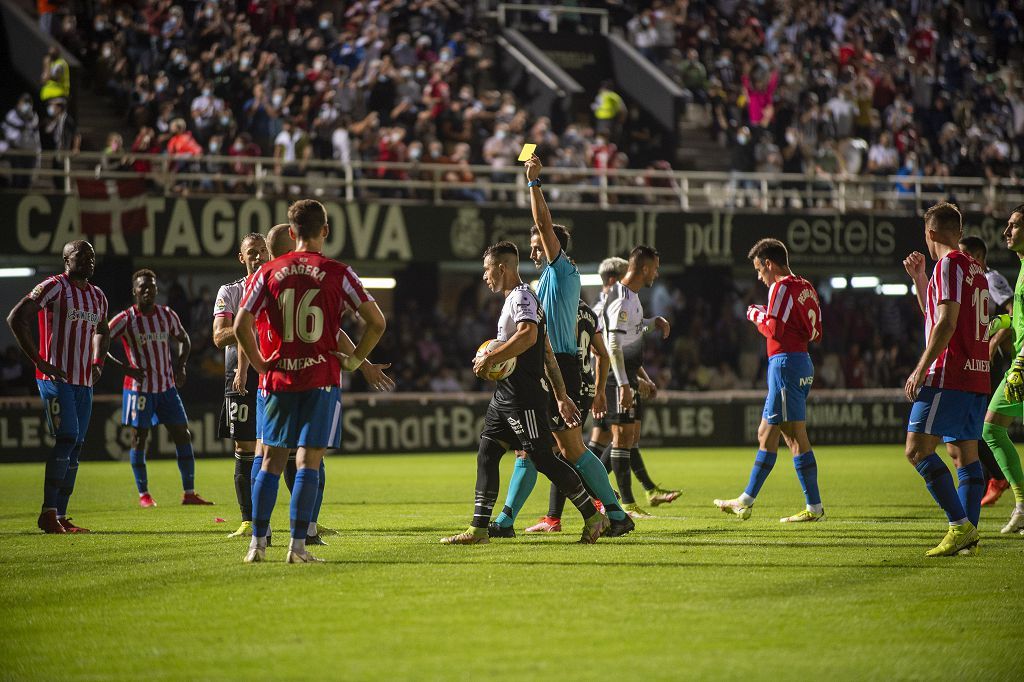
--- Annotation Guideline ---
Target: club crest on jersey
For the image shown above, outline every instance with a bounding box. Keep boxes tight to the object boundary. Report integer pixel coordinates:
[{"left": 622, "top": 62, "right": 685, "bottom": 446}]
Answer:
[
  {"left": 963, "top": 358, "right": 990, "bottom": 372},
  {"left": 30, "top": 284, "right": 45, "bottom": 299},
  {"left": 67, "top": 308, "right": 100, "bottom": 324},
  {"left": 618, "top": 311, "right": 628, "bottom": 323}
]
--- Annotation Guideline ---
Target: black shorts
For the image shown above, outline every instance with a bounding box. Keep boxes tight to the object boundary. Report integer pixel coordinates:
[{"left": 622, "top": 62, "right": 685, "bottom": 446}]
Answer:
[
  {"left": 548, "top": 353, "right": 582, "bottom": 432},
  {"left": 481, "top": 402, "right": 554, "bottom": 455},
  {"left": 218, "top": 391, "right": 258, "bottom": 441},
  {"left": 579, "top": 392, "right": 595, "bottom": 430},
  {"left": 602, "top": 380, "right": 644, "bottom": 425}
]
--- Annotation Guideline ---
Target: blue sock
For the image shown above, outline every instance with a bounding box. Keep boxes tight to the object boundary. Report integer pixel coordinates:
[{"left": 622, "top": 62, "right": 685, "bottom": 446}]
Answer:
[
  {"left": 956, "top": 460, "right": 985, "bottom": 527},
  {"left": 793, "top": 451, "right": 821, "bottom": 506},
  {"left": 311, "top": 460, "right": 326, "bottom": 524},
  {"left": 915, "top": 454, "right": 967, "bottom": 523},
  {"left": 43, "top": 437, "right": 75, "bottom": 509},
  {"left": 175, "top": 443, "right": 195, "bottom": 491},
  {"left": 494, "top": 457, "right": 538, "bottom": 528},
  {"left": 129, "top": 448, "right": 148, "bottom": 493},
  {"left": 251, "top": 470, "right": 280, "bottom": 538},
  {"left": 57, "top": 443, "right": 82, "bottom": 516},
  {"left": 574, "top": 449, "right": 627, "bottom": 521},
  {"left": 290, "top": 468, "right": 320, "bottom": 540},
  {"left": 744, "top": 450, "right": 778, "bottom": 499},
  {"left": 250, "top": 455, "right": 263, "bottom": 487}
]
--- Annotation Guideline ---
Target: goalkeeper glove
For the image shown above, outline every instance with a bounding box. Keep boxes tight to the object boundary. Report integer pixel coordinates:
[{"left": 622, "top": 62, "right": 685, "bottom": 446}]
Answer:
[
  {"left": 746, "top": 305, "right": 767, "bottom": 325},
  {"left": 1005, "top": 356, "right": 1024, "bottom": 404},
  {"left": 987, "top": 314, "right": 1011, "bottom": 340}
]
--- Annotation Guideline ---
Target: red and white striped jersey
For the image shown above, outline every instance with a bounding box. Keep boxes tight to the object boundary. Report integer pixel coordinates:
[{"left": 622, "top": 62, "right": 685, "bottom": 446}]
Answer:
[
  {"left": 754, "top": 275, "right": 822, "bottom": 356},
  {"left": 108, "top": 304, "right": 185, "bottom": 393},
  {"left": 240, "top": 251, "right": 372, "bottom": 392},
  {"left": 28, "top": 274, "right": 108, "bottom": 387},
  {"left": 924, "top": 250, "right": 990, "bottom": 394}
]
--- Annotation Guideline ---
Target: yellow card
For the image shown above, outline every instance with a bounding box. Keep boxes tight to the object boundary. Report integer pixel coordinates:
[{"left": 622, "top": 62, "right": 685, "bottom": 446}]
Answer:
[{"left": 518, "top": 143, "right": 537, "bottom": 162}]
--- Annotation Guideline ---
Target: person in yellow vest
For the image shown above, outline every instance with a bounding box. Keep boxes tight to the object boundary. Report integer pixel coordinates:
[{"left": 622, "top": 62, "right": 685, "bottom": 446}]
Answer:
[
  {"left": 592, "top": 80, "right": 627, "bottom": 141},
  {"left": 40, "top": 47, "right": 70, "bottom": 104}
]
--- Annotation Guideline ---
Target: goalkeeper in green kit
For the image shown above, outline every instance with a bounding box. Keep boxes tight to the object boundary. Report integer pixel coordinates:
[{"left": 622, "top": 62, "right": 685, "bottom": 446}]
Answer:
[{"left": 984, "top": 204, "right": 1024, "bottom": 535}]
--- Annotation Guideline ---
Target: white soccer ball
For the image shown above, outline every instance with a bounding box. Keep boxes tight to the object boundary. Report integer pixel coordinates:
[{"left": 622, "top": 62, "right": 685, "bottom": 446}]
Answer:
[{"left": 476, "top": 339, "right": 516, "bottom": 381}]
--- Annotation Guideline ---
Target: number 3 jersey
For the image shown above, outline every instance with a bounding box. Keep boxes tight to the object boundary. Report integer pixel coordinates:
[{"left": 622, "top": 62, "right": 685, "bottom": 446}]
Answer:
[
  {"left": 577, "top": 300, "right": 599, "bottom": 398},
  {"left": 755, "top": 275, "right": 822, "bottom": 357},
  {"left": 924, "top": 250, "right": 989, "bottom": 394},
  {"left": 240, "top": 251, "right": 371, "bottom": 392},
  {"left": 493, "top": 283, "right": 548, "bottom": 410}
]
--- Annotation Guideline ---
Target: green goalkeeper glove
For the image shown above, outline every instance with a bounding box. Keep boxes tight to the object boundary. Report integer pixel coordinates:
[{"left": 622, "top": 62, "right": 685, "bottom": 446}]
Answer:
[
  {"left": 1005, "top": 356, "right": 1024, "bottom": 404},
  {"left": 987, "top": 314, "right": 1011, "bottom": 340}
]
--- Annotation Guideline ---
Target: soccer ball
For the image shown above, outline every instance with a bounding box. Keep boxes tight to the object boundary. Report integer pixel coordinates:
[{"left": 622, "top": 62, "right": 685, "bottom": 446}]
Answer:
[{"left": 476, "top": 339, "right": 516, "bottom": 381}]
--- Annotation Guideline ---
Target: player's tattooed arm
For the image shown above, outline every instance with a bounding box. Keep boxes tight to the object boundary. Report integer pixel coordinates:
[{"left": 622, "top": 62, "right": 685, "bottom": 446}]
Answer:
[{"left": 543, "top": 336, "right": 581, "bottom": 427}]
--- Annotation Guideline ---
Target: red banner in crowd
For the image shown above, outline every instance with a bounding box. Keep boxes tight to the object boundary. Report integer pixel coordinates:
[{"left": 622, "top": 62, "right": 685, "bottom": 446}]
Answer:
[{"left": 75, "top": 178, "right": 148, "bottom": 235}]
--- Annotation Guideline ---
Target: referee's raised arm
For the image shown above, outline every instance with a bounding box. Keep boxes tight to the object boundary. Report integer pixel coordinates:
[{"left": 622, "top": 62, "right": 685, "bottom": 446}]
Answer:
[{"left": 525, "top": 154, "right": 560, "bottom": 263}]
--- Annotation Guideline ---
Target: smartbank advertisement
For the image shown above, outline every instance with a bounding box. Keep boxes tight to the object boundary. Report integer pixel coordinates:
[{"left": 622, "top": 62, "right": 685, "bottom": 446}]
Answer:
[
  {"left": 4, "top": 391, "right": 1015, "bottom": 463},
  {"left": 2, "top": 194, "right": 1016, "bottom": 270}
]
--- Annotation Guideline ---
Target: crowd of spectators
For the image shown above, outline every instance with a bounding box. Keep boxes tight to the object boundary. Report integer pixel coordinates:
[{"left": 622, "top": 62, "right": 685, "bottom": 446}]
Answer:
[
  {"left": 629, "top": 0, "right": 1023, "bottom": 194},
  {"left": 13, "top": 0, "right": 676, "bottom": 200}
]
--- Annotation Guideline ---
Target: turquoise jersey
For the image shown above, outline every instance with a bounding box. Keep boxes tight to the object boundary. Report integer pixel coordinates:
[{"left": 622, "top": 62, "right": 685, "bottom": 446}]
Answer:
[{"left": 537, "top": 251, "right": 581, "bottom": 355}]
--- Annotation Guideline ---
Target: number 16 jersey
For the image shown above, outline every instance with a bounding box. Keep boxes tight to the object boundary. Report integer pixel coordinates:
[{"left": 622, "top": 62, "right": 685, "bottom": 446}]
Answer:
[{"left": 240, "top": 251, "right": 372, "bottom": 392}]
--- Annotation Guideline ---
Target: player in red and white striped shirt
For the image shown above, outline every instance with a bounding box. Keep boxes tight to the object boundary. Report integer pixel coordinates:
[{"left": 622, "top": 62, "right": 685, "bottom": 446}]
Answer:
[
  {"left": 106, "top": 269, "right": 213, "bottom": 508},
  {"left": 6, "top": 240, "right": 110, "bottom": 534},
  {"left": 903, "top": 202, "right": 989, "bottom": 557}
]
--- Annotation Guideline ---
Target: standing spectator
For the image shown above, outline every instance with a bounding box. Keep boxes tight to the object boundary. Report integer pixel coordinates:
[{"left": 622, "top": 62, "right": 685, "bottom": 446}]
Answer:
[
  {"left": 741, "top": 65, "right": 779, "bottom": 129},
  {"left": 37, "top": 0, "right": 59, "bottom": 36},
  {"left": 40, "top": 46, "right": 71, "bottom": 105},
  {"left": 482, "top": 122, "right": 517, "bottom": 200},
  {"left": 43, "top": 99, "right": 79, "bottom": 188},
  {"left": 592, "top": 80, "right": 627, "bottom": 142},
  {"left": 3, "top": 94, "right": 41, "bottom": 189}
]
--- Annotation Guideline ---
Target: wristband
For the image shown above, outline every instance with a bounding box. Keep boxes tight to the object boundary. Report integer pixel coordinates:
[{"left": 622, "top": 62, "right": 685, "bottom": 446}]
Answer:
[{"left": 527, "top": 179, "right": 541, "bottom": 188}]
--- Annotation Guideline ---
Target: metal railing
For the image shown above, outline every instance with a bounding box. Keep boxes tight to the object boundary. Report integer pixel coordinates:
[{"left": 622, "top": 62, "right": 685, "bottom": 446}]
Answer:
[
  {"left": 496, "top": 3, "right": 610, "bottom": 35},
  {"left": 1, "top": 149, "right": 1022, "bottom": 214}
]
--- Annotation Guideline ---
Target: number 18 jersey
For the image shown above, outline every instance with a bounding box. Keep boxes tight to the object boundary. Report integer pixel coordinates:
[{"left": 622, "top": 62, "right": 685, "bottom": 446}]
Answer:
[{"left": 240, "top": 251, "right": 372, "bottom": 392}]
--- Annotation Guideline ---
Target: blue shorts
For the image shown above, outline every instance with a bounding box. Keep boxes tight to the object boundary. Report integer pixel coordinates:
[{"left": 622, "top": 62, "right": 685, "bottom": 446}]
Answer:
[
  {"left": 763, "top": 353, "right": 814, "bottom": 425},
  {"left": 908, "top": 386, "right": 987, "bottom": 442},
  {"left": 122, "top": 388, "right": 188, "bottom": 428},
  {"left": 255, "top": 389, "right": 267, "bottom": 441},
  {"left": 261, "top": 387, "right": 342, "bottom": 449},
  {"left": 37, "top": 380, "right": 93, "bottom": 442}
]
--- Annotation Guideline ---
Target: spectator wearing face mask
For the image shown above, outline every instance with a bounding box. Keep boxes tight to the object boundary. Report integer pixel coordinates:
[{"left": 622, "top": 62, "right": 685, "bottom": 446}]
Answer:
[
  {"left": 2, "top": 94, "right": 41, "bottom": 189},
  {"left": 483, "top": 122, "right": 517, "bottom": 200}
]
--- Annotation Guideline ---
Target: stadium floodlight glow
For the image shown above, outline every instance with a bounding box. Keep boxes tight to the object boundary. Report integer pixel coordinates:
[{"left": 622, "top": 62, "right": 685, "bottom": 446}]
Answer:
[
  {"left": 360, "top": 277, "right": 396, "bottom": 289},
  {"left": 850, "top": 276, "right": 880, "bottom": 289},
  {"left": 877, "top": 284, "right": 909, "bottom": 296},
  {"left": 580, "top": 274, "right": 603, "bottom": 287},
  {"left": 0, "top": 267, "right": 36, "bottom": 278},
  {"left": 830, "top": 277, "right": 848, "bottom": 288}
]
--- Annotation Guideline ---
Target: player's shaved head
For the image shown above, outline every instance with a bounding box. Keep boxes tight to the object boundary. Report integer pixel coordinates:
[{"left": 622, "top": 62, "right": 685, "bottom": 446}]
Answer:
[
  {"left": 598, "top": 257, "right": 628, "bottom": 284},
  {"left": 483, "top": 240, "right": 519, "bottom": 265},
  {"left": 748, "top": 238, "right": 789, "bottom": 267},
  {"left": 288, "top": 199, "right": 328, "bottom": 241},
  {"left": 958, "top": 235, "right": 986, "bottom": 262},
  {"left": 924, "top": 202, "right": 963, "bottom": 236},
  {"left": 63, "top": 239, "right": 92, "bottom": 259},
  {"left": 266, "top": 223, "right": 295, "bottom": 258}
]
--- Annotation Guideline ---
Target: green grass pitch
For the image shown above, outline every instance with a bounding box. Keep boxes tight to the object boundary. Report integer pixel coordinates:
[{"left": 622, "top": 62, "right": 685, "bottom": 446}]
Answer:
[{"left": 1, "top": 446, "right": 1022, "bottom": 680}]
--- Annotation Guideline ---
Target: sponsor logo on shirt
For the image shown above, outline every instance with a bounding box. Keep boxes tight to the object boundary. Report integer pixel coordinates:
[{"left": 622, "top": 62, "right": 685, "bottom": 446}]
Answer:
[
  {"left": 277, "top": 354, "right": 327, "bottom": 371},
  {"left": 67, "top": 308, "right": 100, "bottom": 324},
  {"left": 138, "top": 331, "right": 169, "bottom": 345},
  {"left": 963, "top": 358, "right": 990, "bottom": 372}
]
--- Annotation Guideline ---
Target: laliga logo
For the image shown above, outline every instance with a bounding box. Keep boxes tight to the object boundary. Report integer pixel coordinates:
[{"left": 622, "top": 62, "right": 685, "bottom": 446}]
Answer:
[{"left": 450, "top": 208, "right": 486, "bottom": 259}]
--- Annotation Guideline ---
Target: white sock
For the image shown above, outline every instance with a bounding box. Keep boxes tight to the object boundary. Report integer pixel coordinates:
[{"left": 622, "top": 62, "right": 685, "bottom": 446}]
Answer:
[
  {"left": 184, "top": 489, "right": 195, "bottom": 495},
  {"left": 738, "top": 493, "right": 755, "bottom": 506},
  {"left": 1015, "top": 503, "right": 1024, "bottom": 513},
  {"left": 308, "top": 521, "right": 318, "bottom": 536},
  {"left": 950, "top": 517, "right": 968, "bottom": 527},
  {"left": 807, "top": 503, "right": 823, "bottom": 514},
  {"left": 249, "top": 535, "right": 267, "bottom": 551},
  {"left": 290, "top": 538, "right": 306, "bottom": 554}
]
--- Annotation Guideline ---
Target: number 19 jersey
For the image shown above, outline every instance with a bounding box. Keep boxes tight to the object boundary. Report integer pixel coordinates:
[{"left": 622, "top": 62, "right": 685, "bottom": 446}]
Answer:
[{"left": 240, "top": 251, "right": 372, "bottom": 392}]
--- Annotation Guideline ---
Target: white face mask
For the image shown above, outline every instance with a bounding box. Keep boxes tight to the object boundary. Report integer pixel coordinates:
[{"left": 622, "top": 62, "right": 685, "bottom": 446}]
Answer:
[
  {"left": 495, "top": 130, "right": 506, "bottom": 140},
  {"left": 786, "top": 132, "right": 797, "bottom": 145},
  {"left": 209, "top": 142, "right": 219, "bottom": 152},
  {"left": 272, "top": 94, "right": 283, "bottom": 107},
  {"left": 202, "top": 88, "right": 212, "bottom": 97},
  {"left": 737, "top": 134, "right": 749, "bottom": 145},
  {"left": 47, "top": 105, "right": 58, "bottom": 117},
  {"left": 19, "top": 103, "right": 31, "bottom": 115}
]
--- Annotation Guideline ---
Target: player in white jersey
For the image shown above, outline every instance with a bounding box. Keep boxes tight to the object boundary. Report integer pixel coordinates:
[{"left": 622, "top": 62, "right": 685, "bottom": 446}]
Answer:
[{"left": 213, "top": 233, "right": 269, "bottom": 537}]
